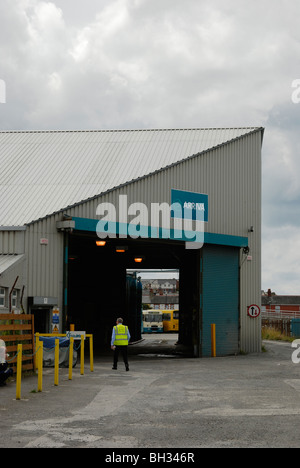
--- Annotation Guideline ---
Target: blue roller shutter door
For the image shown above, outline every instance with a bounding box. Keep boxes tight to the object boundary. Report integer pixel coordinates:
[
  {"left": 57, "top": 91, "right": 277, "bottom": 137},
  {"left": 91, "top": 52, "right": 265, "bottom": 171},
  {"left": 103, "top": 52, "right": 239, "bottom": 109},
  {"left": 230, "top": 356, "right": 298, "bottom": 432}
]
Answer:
[{"left": 201, "top": 244, "right": 239, "bottom": 357}]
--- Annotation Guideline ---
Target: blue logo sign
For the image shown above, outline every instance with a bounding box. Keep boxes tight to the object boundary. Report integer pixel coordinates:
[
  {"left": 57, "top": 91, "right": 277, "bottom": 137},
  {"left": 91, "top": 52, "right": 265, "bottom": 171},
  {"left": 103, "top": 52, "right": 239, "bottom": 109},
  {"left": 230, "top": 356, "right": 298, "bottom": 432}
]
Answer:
[{"left": 171, "top": 189, "right": 208, "bottom": 222}]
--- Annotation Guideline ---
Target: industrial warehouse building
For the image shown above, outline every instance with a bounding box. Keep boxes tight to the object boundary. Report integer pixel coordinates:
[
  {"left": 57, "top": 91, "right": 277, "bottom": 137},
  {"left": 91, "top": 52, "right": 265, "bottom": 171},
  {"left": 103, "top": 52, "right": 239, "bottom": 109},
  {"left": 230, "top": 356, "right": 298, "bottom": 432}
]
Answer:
[{"left": 0, "top": 127, "right": 264, "bottom": 356}]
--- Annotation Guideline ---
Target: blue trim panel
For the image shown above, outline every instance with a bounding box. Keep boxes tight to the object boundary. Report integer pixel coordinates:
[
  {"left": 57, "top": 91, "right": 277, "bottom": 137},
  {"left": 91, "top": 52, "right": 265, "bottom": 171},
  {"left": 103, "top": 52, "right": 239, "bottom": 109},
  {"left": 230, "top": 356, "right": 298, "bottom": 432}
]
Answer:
[
  {"left": 202, "top": 245, "right": 240, "bottom": 357},
  {"left": 72, "top": 217, "right": 248, "bottom": 248},
  {"left": 204, "top": 232, "right": 248, "bottom": 248}
]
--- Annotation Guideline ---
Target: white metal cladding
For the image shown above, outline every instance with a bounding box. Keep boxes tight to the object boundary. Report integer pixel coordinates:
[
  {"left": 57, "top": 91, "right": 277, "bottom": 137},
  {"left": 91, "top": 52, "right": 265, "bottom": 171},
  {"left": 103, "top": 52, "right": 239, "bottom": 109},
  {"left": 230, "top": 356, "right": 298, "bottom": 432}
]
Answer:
[
  {"left": 67, "top": 131, "right": 262, "bottom": 239},
  {"left": 0, "top": 128, "right": 261, "bottom": 226},
  {"left": 0, "top": 254, "right": 26, "bottom": 309},
  {"left": 25, "top": 214, "right": 64, "bottom": 300},
  {"left": 0, "top": 230, "right": 25, "bottom": 254},
  {"left": 23, "top": 129, "right": 263, "bottom": 353},
  {"left": 0, "top": 254, "right": 24, "bottom": 275}
]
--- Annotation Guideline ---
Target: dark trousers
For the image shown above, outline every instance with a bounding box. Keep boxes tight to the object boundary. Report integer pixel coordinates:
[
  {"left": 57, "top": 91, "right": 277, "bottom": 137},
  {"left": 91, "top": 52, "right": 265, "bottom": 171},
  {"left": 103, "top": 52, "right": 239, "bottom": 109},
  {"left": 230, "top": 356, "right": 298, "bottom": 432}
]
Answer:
[
  {"left": 0, "top": 363, "right": 13, "bottom": 385},
  {"left": 113, "top": 346, "right": 129, "bottom": 368}
]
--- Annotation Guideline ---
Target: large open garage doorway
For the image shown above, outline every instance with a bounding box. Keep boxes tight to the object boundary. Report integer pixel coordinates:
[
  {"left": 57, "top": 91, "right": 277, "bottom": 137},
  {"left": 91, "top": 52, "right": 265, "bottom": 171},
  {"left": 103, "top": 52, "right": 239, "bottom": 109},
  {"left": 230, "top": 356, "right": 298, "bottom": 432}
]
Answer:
[
  {"left": 66, "top": 232, "right": 200, "bottom": 357},
  {"left": 65, "top": 231, "right": 241, "bottom": 358},
  {"left": 128, "top": 268, "right": 181, "bottom": 357}
]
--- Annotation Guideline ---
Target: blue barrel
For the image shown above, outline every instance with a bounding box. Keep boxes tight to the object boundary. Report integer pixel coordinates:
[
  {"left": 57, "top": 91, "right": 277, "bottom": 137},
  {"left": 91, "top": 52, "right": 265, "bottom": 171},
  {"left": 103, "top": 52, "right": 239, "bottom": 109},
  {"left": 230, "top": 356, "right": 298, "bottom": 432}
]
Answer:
[{"left": 38, "top": 336, "right": 70, "bottom": 348}]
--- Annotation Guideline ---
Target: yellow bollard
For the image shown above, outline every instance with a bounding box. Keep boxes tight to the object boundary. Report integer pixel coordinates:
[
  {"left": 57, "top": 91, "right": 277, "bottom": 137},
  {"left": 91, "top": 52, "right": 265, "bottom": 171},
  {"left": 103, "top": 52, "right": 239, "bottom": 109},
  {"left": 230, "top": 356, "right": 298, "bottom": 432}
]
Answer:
[
  {"left": 69, "top": 337, "right": 74, "bottom": 380},
  {"left": 89, "top": 335, "right": 94, "bottom": 373},
  {"left": 54, "top": 338, "right": 59, "bottom": 386},
  {"left": 70, "top": 324, "right": 75, "bottom": 331},
  {"left": 16, "top": 344, "right": 22, "bottom": 400},
  {"left": 35, "top": 333, "right": 40, "bottom": 372},
  {"left": 38, "top": 340, "right": 43, "bottom": 392},
  {"left": 80, "top": 335, "right": 84, "bottom": 376},
  {"left": 211, "top": 324, "right": 216, "bottom": 357}
]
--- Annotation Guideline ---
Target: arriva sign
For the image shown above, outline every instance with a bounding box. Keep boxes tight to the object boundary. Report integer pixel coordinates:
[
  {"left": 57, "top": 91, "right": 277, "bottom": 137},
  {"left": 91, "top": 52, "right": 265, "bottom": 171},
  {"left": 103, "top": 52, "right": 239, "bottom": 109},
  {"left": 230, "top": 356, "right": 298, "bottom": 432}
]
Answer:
[
  {"left": 171, "top": 189, "right": 208, "bottom": 222},
  {"left": 95, "top": 189, "right": 208, "bottom": 250}
]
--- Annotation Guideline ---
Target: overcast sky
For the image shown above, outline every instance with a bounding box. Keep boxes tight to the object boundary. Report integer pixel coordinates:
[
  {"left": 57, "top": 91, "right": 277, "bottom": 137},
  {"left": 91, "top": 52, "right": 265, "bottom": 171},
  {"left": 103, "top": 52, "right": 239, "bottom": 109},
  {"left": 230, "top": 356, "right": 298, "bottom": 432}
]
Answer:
[{"left": 0, "top": 0, "right": 300, "bottom": 294}]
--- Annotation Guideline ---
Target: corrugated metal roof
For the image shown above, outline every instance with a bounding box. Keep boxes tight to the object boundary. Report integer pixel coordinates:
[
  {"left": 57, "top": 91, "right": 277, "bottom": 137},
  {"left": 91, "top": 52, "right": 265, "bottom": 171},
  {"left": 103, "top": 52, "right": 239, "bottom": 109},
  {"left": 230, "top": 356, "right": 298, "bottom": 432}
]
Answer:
[
  {"left": 0, "top": 128, "right": 261, "bottom": 226},
  {"left": 262, "top": 295, "right": 300, "bottom": 305},
  {"left": 0, "top": 255, "right": 24, "bottom": 275}
]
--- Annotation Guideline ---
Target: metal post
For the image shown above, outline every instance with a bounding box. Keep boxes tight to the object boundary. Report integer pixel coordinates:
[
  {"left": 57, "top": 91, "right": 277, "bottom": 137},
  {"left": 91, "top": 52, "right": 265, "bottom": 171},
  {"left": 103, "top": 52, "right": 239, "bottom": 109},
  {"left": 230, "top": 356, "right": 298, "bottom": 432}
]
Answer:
[
  {"left": 211, "top": 324, "right": 216, "bottom": 357},
  {"left": 38, "top": 340, "right": 43, "bottom": 392},
  {"left": 69, "top": 337, "right": 74, "bottom": 380},
  {"left": 89, "top": 335, "right": 94, "bottom": 373},
  {"left": 80, "top": 335, "right": 84, "bottom": 376},
  {"left": 35, "top": 334, "right": 40, "bottom": 372},
  {"left": 54, "top": 338, "right": 59, "bottom": 386},
  {"left": 16, "top": 344, "right": 22, "bottom": 400}
]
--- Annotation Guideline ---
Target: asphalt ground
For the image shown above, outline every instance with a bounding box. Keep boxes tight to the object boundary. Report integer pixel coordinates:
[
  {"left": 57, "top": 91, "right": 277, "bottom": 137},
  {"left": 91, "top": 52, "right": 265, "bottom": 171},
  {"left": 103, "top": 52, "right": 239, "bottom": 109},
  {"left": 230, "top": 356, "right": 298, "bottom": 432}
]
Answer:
[{"left": 0, "top": 334, "right": 300, "bottom": 449}]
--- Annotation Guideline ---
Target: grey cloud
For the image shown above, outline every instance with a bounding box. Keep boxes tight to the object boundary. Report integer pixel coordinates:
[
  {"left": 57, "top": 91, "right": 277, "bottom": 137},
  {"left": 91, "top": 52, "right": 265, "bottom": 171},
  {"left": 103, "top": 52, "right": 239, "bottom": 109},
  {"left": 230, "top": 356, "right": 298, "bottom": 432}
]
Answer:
[{"left": 1, "top": 0, "right": 300, "bottom": 292}]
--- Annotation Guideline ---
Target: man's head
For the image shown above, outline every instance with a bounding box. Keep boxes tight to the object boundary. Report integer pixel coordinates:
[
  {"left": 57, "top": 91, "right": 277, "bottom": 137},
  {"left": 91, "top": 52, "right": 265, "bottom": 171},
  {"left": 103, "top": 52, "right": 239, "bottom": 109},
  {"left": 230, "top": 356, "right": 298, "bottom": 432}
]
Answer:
[{"left": 116, "top": 318, "right": 123, "bottom": 324}]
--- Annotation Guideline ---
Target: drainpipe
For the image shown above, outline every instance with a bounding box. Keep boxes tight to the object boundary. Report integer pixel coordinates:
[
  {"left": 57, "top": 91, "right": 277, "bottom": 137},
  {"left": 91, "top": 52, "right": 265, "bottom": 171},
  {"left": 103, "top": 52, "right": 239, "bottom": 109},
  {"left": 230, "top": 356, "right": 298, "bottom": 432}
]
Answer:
[
  {"left": 20, "top": 285, "right": 25, "bottom": 314},
  {"left": 9, "top": 276, "right": 19, "bottom": 313}
]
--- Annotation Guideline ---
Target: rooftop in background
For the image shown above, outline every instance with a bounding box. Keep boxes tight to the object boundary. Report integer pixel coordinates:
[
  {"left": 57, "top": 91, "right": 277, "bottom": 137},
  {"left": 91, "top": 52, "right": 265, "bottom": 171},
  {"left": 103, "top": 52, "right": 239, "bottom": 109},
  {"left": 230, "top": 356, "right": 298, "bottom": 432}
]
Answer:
[
  {"left": 0, "top": 127, "right": 262, "bottom": 226},
  {"left": 262, "top": 295, "right": 300, "bottom": 305}
]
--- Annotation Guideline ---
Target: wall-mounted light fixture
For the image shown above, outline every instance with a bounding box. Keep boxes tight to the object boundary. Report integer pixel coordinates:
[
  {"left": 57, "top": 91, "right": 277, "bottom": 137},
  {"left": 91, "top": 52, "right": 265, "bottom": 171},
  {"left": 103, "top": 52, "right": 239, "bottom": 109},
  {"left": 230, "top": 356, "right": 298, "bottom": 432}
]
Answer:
[{"left": 248, "top": 226, "right": 254, "bottom": 233}]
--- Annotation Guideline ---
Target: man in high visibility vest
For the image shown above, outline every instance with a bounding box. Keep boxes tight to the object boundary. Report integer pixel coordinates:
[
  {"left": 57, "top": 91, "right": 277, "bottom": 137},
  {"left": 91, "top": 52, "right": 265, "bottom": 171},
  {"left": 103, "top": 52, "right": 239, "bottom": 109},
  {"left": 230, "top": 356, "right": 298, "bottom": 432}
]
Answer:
[{"left": 111, "top": 318, "right": 131, "bottom": 371}]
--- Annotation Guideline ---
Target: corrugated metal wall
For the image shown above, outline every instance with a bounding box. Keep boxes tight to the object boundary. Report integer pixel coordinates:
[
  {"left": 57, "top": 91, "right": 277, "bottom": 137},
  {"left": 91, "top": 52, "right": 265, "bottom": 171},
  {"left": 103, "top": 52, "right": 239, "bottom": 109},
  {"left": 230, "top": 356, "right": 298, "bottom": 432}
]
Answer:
[
  {"left": 0, "top": 230, "right": 27, "bottom": 313},
  {"left": 0, "top": 229, "right": 25, "bottom": 254},
  {"left": 24, "top": 130, "right": 262, "bottom": 353},
  {"left": 65, "top": 131, "right": 261, "bottom": 237},
  {"left": 25, "top": 214, "right": 64, "bottom": 305}
]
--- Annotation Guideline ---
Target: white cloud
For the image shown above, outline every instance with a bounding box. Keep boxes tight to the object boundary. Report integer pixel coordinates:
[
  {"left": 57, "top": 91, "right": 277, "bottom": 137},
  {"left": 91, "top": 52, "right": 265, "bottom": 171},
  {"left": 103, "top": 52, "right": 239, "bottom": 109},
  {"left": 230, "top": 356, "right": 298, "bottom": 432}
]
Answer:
[
  {"left": 262, "top": 225, "right": 300, "bottom": 294},
  {"left": 1, "top": 0, "right": 300, "bottom": 292},
  {"left": 1, "top": 0, "right": 298, "bottom": 129}
]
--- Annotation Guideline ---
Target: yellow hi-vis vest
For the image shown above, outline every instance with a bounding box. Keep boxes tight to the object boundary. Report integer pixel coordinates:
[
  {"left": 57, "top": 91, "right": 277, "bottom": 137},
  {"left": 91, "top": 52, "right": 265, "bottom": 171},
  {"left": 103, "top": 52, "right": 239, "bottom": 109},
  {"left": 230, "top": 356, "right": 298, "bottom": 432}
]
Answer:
[{"left": 113, "top": 324, "right": 129, "bottom": 346}]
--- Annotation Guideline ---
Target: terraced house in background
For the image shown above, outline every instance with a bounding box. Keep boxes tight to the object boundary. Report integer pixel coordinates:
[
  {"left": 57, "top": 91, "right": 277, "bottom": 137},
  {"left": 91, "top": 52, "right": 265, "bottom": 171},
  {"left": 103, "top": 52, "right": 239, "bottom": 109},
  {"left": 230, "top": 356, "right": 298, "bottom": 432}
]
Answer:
[{"left": 0, "top": 127, "right": 264, "bottom": 356}]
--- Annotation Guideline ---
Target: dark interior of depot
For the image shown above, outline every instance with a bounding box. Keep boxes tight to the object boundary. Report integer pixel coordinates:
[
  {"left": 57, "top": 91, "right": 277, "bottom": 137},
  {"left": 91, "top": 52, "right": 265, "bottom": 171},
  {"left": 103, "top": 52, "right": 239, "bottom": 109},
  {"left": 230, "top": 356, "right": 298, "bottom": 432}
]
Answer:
[{"left": 67, "top": 232, "right": 201, "bottom": 358}]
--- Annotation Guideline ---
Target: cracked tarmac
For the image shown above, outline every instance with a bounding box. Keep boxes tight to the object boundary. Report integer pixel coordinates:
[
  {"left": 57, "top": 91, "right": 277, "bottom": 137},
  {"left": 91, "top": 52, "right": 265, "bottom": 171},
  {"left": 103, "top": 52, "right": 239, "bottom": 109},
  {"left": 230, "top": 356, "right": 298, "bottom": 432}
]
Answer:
[{"left": 1, "top": 335, "right": 300, "bottom": 448}]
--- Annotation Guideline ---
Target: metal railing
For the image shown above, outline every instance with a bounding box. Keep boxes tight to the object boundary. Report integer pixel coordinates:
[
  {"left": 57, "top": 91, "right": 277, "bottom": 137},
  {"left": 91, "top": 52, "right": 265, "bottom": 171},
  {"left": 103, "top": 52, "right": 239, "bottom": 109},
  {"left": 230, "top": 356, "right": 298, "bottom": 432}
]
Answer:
[{"left": 11, "top": 333, "right": 94, "bottom": 401}]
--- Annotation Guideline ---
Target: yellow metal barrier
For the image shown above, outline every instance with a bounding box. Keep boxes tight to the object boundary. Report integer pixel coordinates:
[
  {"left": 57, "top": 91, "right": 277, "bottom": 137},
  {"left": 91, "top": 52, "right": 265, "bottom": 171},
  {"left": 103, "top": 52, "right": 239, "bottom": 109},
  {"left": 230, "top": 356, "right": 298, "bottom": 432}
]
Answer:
[
  {"left": 80, "top": 335, "right": 85, "bottom": 376},
  {"left": 38, "top": 339, "right": 43, "bottom": 392},
  {"left": 54, "top": 339, "right": 59, "bottom": 386},
  {"left": 16, "top": 344, "right": 22, "bottom": 400},
  {"left": 69, "top": 337, "right": 74, "bottom": 380},
  {"left": 35, "top": 333, "right": 94, "bottom": 373},
  {"left": 211, "top": 324, "right": 216, "bottom": 357},
  {"left": 14, "top": 332, "right": 94, "bottom": 400},
  {"left": 89, "top": 335, "right": 94, "bottom": 373}
]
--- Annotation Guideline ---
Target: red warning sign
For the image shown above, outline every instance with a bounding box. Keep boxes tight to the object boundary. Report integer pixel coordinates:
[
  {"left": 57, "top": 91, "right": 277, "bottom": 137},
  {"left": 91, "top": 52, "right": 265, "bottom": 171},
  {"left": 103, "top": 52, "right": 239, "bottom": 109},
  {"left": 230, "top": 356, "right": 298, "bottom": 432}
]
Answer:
[{"left": 247, "top": 304, "right": 261, "bottom": 318}]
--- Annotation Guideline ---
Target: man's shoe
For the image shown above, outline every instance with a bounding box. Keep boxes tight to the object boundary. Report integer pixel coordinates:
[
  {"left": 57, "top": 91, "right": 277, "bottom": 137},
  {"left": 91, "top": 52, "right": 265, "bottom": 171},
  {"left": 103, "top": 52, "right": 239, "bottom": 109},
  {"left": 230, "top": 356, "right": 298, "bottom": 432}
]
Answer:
[{"left": 126, "top": 366, "right": 129, "bottom": 372}]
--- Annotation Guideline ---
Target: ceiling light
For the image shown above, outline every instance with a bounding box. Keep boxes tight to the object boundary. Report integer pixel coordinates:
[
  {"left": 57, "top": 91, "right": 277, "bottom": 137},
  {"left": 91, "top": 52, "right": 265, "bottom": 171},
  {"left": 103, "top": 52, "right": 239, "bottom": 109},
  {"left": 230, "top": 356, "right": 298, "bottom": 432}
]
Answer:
[
  {"left": 116, "top": 246, "right": 128, "bottom": 253},
  {"left": 68, "top": 256, "right": 77, "bottom": 261},
  {"left": 134, "top": 257, "right": 144, "bottom": 263},
  {"left": 96, "top": 240, "right": 106, "bottom": 247}
]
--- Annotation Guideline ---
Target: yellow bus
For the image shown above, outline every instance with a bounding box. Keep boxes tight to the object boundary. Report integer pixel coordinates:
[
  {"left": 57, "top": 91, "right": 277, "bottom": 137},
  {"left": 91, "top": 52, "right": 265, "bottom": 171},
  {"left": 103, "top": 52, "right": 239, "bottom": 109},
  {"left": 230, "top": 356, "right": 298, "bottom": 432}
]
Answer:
[{"left": 162, "top": 310, "right": 179, "bottom": 332}]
